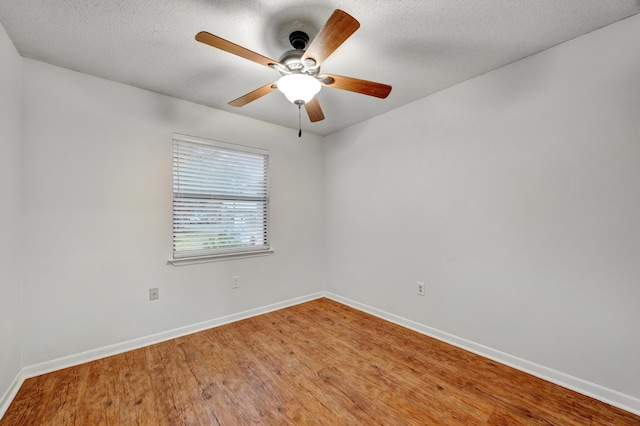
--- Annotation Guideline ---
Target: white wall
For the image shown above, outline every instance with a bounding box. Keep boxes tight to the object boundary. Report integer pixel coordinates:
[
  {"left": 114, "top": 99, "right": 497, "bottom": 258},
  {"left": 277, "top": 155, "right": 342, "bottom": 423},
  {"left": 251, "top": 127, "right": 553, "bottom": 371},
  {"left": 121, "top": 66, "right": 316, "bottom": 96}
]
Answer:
[
  {"left": 0, "top": 22, "right": 23, "bottom": 405},
  {"left": 324, "top": 13, "right": 640, "bottom": 403},
  {"left": 20, "top": 59, "right": 325, "bottom": 365},
  {"left": 5, "top": 9, "right": 640, "bottom": 416}
]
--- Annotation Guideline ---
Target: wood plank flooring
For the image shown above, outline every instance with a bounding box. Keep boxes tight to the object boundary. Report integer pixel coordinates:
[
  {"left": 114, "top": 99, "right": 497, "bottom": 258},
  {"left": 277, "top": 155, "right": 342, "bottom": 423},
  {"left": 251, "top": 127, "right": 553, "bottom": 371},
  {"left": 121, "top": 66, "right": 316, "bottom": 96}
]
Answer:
[{"left": 2, "top": 298, "right": 639, "bottom": 425}]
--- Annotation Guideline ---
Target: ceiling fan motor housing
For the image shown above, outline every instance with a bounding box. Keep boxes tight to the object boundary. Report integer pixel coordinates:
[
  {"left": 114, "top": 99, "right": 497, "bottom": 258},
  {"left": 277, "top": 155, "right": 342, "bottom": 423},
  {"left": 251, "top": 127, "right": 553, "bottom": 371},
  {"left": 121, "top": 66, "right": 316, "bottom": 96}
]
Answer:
[{"left": 278, "top": 48, "right": 319, "bottom": 77}]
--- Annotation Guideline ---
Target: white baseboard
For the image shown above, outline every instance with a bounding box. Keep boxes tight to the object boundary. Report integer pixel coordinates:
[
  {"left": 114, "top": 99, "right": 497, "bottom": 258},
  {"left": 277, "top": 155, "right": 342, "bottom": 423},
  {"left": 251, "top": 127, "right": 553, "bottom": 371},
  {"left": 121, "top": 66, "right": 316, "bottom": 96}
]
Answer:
[
  {"left": 325, "top": 292, "right": 640, "bottom": 416},
  {"left": 4, "top": 291, "right": 639, "bottom": 419},
  {"left": 0, "top": 369, "right": 26, "bottom": 420},
  {"left": 2, "top": 293, "right": 322, "bottom": 419},
  {"left": 21, "top": 292, "right": 325, "bottom": 380}
]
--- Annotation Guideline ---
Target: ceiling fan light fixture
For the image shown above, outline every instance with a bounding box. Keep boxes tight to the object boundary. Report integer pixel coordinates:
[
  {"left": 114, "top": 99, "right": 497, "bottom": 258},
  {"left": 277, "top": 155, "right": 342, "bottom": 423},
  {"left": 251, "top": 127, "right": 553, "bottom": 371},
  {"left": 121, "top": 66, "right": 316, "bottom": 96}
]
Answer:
[
  {"left": 196, "top": 9, "right": 391, "bottom": 124},
  {"left": 277, "top": 74, "right": 321, "bottom": 104}
]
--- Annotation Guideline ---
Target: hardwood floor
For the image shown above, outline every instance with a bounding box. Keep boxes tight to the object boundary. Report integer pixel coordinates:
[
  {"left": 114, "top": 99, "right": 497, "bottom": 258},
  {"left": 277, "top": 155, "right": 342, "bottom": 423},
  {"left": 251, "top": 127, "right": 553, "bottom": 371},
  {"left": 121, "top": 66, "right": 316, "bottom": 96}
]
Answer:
[{"left": 2, "top": 298, "right": 639, "bottom": 425}]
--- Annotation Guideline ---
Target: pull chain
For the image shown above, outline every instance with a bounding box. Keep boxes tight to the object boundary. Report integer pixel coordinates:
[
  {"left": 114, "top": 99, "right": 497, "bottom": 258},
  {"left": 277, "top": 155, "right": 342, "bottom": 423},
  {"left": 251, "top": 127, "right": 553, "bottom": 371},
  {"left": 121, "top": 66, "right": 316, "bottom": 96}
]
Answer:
[{"left": 298, "top": 103, "right": 302, "bottom": 138}]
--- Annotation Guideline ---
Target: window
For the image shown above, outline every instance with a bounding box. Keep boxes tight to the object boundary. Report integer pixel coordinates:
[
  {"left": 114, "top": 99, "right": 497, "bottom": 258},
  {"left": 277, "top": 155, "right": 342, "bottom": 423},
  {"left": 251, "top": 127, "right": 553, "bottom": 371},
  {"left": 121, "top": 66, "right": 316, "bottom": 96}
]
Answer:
[{"left": 172, "top": 134, "right": 270, "bottom": 261}]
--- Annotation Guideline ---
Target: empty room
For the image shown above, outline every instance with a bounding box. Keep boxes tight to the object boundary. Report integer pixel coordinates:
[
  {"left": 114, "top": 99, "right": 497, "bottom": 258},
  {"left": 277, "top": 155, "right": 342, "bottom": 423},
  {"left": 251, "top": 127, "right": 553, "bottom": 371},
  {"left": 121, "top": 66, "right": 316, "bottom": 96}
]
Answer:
[{"left": 1, "top": 1, "right": 639, "bottom": 424}]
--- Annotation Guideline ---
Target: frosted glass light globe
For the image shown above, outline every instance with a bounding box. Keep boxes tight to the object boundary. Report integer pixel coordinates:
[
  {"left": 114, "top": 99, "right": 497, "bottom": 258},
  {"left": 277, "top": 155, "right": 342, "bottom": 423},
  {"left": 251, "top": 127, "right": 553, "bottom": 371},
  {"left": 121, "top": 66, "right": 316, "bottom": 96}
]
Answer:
[{"left": 277, "top": 74, "right": 321, "bottom": 104}]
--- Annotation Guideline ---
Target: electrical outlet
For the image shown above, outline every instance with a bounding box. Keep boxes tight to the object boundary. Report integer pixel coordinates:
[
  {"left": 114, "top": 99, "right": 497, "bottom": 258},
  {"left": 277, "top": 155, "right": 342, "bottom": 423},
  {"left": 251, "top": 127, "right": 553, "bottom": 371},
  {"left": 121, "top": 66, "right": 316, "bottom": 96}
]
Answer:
[
  {"left": 417, "top": 282, "right": 425, "bottom": 296},
  {"left": 149, "top": 287, "right": 159, "bottom": 301},
  {"left": 232, "top": 276, "right": 240, "bottom": 289}
]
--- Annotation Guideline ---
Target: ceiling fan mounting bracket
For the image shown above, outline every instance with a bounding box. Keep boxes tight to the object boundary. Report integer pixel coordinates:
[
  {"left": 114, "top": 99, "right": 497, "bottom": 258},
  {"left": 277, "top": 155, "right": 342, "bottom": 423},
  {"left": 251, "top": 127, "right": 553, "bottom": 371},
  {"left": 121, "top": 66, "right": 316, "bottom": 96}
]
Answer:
[
  {"left": 319, "top": 75, "right": 335, "bottom": 85},
  {"left": 289, "top": 31, "right": 309, "bottom": 50}
]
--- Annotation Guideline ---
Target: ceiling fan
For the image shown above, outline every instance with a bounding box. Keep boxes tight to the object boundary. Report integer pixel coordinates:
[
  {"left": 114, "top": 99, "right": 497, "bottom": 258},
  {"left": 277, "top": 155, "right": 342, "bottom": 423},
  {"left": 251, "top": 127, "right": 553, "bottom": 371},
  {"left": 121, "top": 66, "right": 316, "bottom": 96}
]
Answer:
[{"left": 195, "top": 9, "right": 392, "bottom": 133}]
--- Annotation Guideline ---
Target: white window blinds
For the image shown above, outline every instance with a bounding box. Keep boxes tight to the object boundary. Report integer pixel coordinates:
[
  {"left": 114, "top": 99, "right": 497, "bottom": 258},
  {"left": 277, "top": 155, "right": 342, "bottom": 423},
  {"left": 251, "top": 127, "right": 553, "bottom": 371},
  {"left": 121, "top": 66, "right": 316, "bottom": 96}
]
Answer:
[{"left": 172, "top": 134, "right": 269, "bottom": 259}]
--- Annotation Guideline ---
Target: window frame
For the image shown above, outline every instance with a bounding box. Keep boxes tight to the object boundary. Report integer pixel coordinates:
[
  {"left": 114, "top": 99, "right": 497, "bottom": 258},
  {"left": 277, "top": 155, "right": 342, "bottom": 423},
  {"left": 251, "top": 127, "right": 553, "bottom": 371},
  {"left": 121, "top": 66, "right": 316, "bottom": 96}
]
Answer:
[{"left": 169, "top": 133, "right": 273, "bottom": 265}]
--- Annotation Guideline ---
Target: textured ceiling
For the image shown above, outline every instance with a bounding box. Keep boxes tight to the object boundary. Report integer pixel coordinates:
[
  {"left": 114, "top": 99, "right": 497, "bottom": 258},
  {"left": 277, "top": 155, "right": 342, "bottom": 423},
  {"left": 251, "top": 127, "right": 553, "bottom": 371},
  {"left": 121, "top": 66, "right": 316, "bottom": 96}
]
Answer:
[{"left": 1, "top": 1, "right": 639, "bottom": 136}]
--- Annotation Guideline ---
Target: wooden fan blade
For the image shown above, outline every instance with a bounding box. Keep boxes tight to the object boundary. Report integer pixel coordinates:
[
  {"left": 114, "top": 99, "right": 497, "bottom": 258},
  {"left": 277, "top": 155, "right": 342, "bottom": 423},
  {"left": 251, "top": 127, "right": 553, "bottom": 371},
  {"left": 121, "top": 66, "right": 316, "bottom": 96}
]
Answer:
[
  {"left": 228, "top": 82, "right": 277, "bottom": 107},
  {"left": 196, "top": 31, "right": 279, "bottom": 68},
  {"left": 320, "top": 74, "right": 392, "bottom": 99},
  {"left": 301, "top": 10, "right": 360, "bottom": 66},
  {"left": 305, "top": 97, "right": 325, "bottom": 122}
]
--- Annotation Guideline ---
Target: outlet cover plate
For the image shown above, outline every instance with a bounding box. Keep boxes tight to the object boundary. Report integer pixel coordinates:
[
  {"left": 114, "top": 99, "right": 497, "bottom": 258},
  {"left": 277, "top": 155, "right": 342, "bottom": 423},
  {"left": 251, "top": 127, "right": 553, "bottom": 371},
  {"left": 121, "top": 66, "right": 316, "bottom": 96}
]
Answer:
[{"left": 149, "top": 288, "right": 159, "bottom": 301}]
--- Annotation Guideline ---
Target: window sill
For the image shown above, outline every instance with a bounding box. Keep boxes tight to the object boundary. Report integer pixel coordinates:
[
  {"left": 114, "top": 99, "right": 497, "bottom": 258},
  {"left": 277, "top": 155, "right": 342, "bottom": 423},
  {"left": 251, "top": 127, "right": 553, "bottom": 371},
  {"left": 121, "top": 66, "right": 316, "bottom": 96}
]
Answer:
[{"left": 167, "top": 249, "right": 274, "bottom": 266}]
